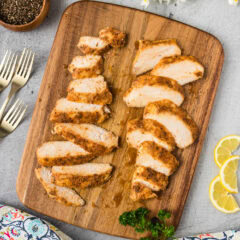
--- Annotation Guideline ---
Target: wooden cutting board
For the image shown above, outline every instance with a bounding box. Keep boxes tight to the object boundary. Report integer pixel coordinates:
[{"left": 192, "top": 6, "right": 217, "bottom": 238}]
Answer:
[{"left": 17, "top": 1, "right": 224, "bottom": 239}]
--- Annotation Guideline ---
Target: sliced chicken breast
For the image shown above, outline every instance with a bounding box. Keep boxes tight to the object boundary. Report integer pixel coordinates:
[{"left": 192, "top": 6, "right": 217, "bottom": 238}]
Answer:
[
  {"left": 136, "top": 141, "right": 179, "bottom": 176},
  {"left": 99, "top": 27, "right": 127, "bottom": 48},
  {"left": 130, "top": 182, "right": 157, "bottom": 201},
  {"left": 50, "top": 98, "right": 110, "bottom": 124},
  {"left": 144, "top": 100, "right": 199, "bottom": 148},
  {"left": 132, "top": 166, "right": 168, "bottom": 192},
  {"left": 53, "top": 123, "right": 118, "bottom": 155},
  {"left": 127, "top": 118, "right": 175, "bottom": 151},
  {"left": 123, "top": 75, "right": 184, "bottom": 107},
  {"left": 68, "top": 55, "right": 103, "bottom": 79},
  {"left": 151, "top": 56, "right": 204, "bottom": 85},
  {"left": 132, "top": 39, "right": 181, "bottom": 75},
  {"left": 51, "top": 163, "right": 113, "bottom": 188},
  {"left": 37, "top": 141, "right": 95, "bottom": 167},
  {"left": 77, "top": 36, "right": 110, "bottom": 55},
  {"left": 67, "top": 76, "right": 112, "bottom": 105},
  {"left": 35, "top": 167, "right": 85, "bottom": 207}
]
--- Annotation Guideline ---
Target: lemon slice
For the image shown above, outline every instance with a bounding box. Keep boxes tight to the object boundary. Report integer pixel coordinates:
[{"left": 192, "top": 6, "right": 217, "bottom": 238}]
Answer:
[
  {"left": 209, "top": 176, "right": 240, "bottom": 213},
  {"left": 214, "top": 135, "right": 240, "bottom": 167},
  {"left": 220, "top": 156, "right": 239, "bottom": 193}
]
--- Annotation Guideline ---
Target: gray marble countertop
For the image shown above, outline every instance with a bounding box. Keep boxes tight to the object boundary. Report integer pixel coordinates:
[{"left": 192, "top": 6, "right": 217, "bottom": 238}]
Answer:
[{"left": 1, "top": 0, "right": 240, "bottom": 239}]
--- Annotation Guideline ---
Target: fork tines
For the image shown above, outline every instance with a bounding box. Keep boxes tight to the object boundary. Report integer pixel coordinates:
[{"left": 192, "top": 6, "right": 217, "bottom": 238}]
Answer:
[
  {"left": 0, "top": 51, "right": 17, "bottom": 89},
  {"left": 1, "top": 99, "right": 27, "bottom": 132},
  {"left": 16, "top": 48, "right": 35, "bottom": 80}
]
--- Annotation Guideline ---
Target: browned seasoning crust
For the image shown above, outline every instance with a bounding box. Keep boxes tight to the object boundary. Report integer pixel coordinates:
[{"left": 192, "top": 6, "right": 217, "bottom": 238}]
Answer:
[
  {"left": 135, "top": 39, "right": 179, "bottom": 50},
  {"left": 53, "top": 124, "right": 118, "bottom": 155},
  {"left": 127, "top": 118, "right": 176, "bottom": 151},
  {"left": 99, "top": 27, "right": 127, "bottom": 48},
  {"left": 144, "top": 100, "right": 199, "bottom": 143},
  {"left": 133, "top": 166, "right": 169, "bottom": 191},
  {"left": 35, "top": 168, "right": 85, "bottom": 207},
  {"left": 67, "top": 87, "right": 112, "bottom": 105},
  {"left": 78, "top": 45, "right": 109, "bottom": 55},
  {"left": 51, "top": 167, "right": 113, "bottom": 189},
  {"left": 133, "top": 39, "right": 181, "bottom": 66},
  {"left": 130, "top": 182, "right": 157, "bottom": 201},
  {"left": 138, "top": 141, "right": 179, "bottom": 176},
  {"left": 68, "top": 56, "right": 103, "bottom": 80},
  {"left": 124, "top": 75, "right": 184, "bottom": 97},
  {"left": 77, "top": 38, "right": 110, "bottom": 55},
  {"left": 37, "top": 151, "right": 95, "bottom": 167},
  {"left": 151, "top": 55, "right": 204, "bottom": 79},
  {"left": 50, "top": 107, "right": 110, "bottom": 124}
]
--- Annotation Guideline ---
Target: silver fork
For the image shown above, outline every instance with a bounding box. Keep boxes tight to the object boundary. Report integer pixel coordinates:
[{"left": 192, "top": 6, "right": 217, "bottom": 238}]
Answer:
[
  {"left": 0, "top": 99, "right": 27, "bottom": 135},
  {"left": 0, "top": 51, "right": 18, "bottom": 91},
  {"left": 0, "top": 49, "right": 34, "bottom": 120}
]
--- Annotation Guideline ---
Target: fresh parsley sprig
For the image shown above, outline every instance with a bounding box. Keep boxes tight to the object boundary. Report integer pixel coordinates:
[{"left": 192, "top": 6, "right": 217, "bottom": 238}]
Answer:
[{"left": 119, "top": 207, "right": 175, "bottom": 240}]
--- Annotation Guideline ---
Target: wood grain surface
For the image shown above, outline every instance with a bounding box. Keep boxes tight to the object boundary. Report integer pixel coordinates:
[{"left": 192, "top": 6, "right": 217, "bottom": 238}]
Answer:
[{"left": 16, "top": 1, "right": 224, "bottom": 239}]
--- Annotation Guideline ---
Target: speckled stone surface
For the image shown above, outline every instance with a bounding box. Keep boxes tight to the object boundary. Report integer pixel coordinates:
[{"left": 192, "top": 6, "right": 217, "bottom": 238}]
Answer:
[{"left": 0, "top": 0, "right": 240, "bottom": 239}]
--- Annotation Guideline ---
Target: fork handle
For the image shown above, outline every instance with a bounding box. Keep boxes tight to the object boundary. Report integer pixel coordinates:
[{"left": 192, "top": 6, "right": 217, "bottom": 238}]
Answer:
[{"left": 0, "top": 84, "right": 18, "bottom": 120}]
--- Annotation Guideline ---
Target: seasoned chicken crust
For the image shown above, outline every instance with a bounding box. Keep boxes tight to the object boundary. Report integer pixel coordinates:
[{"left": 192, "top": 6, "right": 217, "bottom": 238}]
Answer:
[
  {"left": 132, "top": 39, "right": 181, "bottom": 75},
  {"left": 53, "top": 123, "right": 118, "bottom": 155},
  {"left": 50, "top": 98, "right": 110, "bottom": 124},
  {"left": 67, "top": 76, "right": 112, "bottom": 105},
  {"left": 127, "top": 118, "right": 175, "bottom": 151},
  {"left": 68, "top": 55, "right": 103, "bottom": 79},
  {"left": 37, "top": 141, "right": 95, "bottom": 167},
  {"left": 132, "top": 166, "right": 169, "bottom": 192},
  {"left": 144, "top": 100, "right": 199, "bottom": 148},
  {"left": 130, "top": 182, "right": 157, "bottom": 201},
  {"left": 35, "top": 167, "right": 85, "bottom": 207},
  {"left": 151, "top": 55, "right": 204, "bottom": 85},
  {"left": 51, "top": 163, "right": 113, "bottom": 189},
  {"left": 99, "top": 27, "right": 127, "bottom": 48},
  {"left": 78, "top": 36, "right": 110, "bottom": 55},
  {"left": 123, "top": 75, "right": 184, "bottom": 107},
  {"left": 136, "top": 141, "right": 179, "bottom": 176}
]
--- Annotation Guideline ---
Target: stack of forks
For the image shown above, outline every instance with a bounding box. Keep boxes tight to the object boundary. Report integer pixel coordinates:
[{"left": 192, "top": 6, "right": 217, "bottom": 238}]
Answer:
[{"left": 0, "top": 49, "right": 35, "bottom": 137}]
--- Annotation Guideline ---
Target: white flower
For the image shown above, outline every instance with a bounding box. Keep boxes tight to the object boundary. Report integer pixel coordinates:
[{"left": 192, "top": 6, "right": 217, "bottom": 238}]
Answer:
[
  {"left": 228, "top": 0, "right": 239, "bottom": 6},
  {"left": 141, "top": 0, "right": 188, "bottom": 8},
  {"left": 141, "top": 0, "right": 150, "bottom": 8}
]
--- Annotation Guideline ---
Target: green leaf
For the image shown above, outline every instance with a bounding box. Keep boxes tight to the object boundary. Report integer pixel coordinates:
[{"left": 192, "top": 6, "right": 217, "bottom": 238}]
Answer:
[
  {"left": 158, "top": 209, "right": 171, "bottom": 221},
  {"left": 119, "top": 208, "right": 175, "bottom": 240}
]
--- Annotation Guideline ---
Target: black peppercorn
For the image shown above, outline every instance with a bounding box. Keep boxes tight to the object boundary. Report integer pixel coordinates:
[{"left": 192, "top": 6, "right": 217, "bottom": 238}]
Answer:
[{"left": 0, "top": 0, "right": 43, "bottom": 25}]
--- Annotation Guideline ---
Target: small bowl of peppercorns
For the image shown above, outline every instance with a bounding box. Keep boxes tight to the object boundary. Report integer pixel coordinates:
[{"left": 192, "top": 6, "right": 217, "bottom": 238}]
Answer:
[{"left": 0, "top": 0, "right": 50, "bottom": 32}]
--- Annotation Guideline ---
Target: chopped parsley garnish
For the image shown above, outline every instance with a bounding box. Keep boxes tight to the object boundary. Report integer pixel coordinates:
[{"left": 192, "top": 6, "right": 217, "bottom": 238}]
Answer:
[{"left": 119, "top": 207, "right": 175, "bottom": 240}]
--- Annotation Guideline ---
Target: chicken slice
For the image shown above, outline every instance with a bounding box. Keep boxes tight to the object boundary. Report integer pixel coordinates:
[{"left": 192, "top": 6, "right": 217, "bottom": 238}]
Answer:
[
  {"left": 77, "top": 36, "right": 110, "bottom": 55},
  {"left": 151, "top": 56, "right": 204, "bottom": 85},
  {"left": 132, "top": 166, "right": 168, "bottom": 192},
  {"left": 144, "top": 100, "right": 199, "bottom": 148},
  {"left": 50, "top": 98, "right": 110, "bottom": 124},
  {"left": 53, "top": 123, "right": 118, "bottom": 155},
  {"left": 127, "top": 118, "right": 175, "bottom": 151},
  {"left": 132, "top": 39, "right": 181, "bottom": 75},
  {"left": 37, "top": 141, "right": 95, "bottom": 167},
  {"left": 130, "top": 182, "right": 157, "bottom": 201},
  {"left": 51, "top": 163, "right": 113, "bottom": 189},
  {"left": 68, "top": 55, "right": 103, "bottom": 79},
  {"left": 136, "top": 141, "right": 179, "bottom": 176},
  {"left": 67, "top": 76, "right": 112, "bottom": 105},
  {"left": 35, "top": 167, "right": 85, "bottom": 207},
  {"left": 123, "top": 75, "right": 184, "bottom": 107},
  {"left": 99, "top": 27, "right": 127, "bottom": 48}
]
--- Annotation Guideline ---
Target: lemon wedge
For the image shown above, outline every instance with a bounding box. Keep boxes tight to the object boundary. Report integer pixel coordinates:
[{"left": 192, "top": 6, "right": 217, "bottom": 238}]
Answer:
[
  {"left": 220, "top": 156, "right": 239, "bottom": 193},
  {"left": 214, "top": 135, "right": 240, "bottom": 167},
  {"left": 209, "top": 176, "right": 240, "bottom": 213}
]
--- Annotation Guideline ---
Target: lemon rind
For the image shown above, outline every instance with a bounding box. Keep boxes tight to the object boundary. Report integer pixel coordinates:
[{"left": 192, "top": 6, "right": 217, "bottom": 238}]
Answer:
[
  {"left": 209, "top": 176, "right": 240, "bottom": 214},
  {"left": 214, "top": 135, "right": 240, "bottom": 168},
  {"left": 220, "top": 155, "right": 239, "bottom": 194}
]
